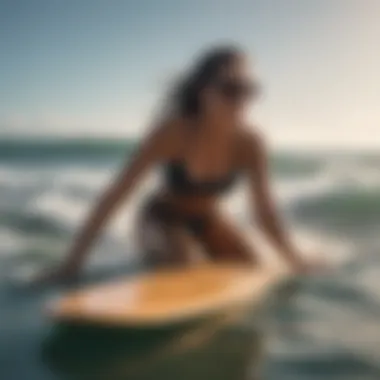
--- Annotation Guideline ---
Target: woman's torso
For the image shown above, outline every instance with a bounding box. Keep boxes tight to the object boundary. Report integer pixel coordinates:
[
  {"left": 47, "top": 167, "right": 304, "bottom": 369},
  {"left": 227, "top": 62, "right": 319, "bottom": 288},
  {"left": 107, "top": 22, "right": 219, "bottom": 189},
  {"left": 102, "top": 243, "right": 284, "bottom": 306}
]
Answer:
[{"left": 149, "top": 119, "right": 246, "bottom": 216}]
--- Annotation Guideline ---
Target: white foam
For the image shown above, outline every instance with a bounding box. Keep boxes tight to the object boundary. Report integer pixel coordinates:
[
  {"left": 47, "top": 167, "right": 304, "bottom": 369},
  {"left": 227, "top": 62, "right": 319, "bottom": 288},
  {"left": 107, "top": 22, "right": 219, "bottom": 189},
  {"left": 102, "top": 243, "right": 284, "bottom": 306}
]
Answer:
[
  {"left": 52, "top": 167, "right": 114, "bottom": 192},
  {"left": 27, "top": 191, "right": 89, "bottom": 230},
  {"left": 352, "top": 266, "right": 380, "bottom": 304},
  {"left": 0, "top": 166, "right": 39, "bottom": 187},
  {"left": 241, "top": 226, "right": 353, "bottom": 271},
  {"left": 0, "top": 228, "right": 24, "bottom": 257}
]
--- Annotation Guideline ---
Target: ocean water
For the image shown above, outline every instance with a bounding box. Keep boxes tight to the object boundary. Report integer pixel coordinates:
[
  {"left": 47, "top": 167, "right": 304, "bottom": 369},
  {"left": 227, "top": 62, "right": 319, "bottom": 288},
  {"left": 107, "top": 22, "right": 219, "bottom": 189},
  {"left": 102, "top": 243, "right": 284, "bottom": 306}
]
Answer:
[{"left": 1, "top": 138, "right": 380, "bottom": 380}]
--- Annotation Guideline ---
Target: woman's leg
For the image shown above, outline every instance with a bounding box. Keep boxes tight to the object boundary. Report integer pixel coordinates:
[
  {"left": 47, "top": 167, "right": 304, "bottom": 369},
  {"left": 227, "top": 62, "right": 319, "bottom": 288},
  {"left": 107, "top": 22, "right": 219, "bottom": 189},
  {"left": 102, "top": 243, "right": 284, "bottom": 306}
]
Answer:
[
  {"left": 136, "top": 200, "right": 202, "bottom": 269},
  {"left": 197, "top": 211, "right": 260, "bottom": 265}
]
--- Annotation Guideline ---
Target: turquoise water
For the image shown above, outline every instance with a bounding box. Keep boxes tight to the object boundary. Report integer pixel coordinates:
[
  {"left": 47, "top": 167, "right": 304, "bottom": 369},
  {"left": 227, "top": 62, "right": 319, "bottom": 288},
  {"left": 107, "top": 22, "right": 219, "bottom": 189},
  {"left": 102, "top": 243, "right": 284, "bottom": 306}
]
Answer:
[{"left": 1, "top": 139, "right": 380, "bottom": 379}]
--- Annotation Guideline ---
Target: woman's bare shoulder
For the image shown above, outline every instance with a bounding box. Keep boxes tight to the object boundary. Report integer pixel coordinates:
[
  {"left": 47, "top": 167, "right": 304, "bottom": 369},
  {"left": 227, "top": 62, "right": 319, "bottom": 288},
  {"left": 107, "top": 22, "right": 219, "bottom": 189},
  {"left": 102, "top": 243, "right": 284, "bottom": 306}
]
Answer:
[{"left": 138, "top": 115, "right": 188, "bottom": 160}]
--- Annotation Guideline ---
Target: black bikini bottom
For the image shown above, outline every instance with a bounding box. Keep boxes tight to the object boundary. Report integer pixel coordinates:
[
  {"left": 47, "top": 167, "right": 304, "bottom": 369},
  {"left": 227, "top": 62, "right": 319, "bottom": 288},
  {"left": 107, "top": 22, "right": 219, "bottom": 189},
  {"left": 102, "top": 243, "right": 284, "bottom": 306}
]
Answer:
[{"left": 145, "top": 199, "right": 210, "bottom": 237}]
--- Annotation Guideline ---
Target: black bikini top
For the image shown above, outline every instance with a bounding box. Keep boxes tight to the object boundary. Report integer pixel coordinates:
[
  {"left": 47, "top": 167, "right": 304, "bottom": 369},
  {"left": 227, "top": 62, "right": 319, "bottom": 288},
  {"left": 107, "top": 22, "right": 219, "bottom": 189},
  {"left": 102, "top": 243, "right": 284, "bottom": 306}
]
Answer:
[{"left": 164, "top": 161, "right": 240, "bottom": 196}]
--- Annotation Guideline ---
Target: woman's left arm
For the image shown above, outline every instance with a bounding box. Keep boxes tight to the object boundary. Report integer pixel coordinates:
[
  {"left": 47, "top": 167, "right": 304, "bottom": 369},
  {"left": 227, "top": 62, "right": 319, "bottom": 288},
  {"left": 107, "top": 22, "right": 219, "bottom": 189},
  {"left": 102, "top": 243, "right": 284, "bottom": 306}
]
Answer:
[{"left": 243, "top": 130, "right": 305, "bottom": 271}]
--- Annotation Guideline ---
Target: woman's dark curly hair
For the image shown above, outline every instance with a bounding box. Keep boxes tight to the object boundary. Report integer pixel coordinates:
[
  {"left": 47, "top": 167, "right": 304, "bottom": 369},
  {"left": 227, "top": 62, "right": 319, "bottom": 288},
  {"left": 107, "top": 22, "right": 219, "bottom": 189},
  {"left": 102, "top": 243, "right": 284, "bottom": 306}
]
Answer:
[{"left": 174, "top": 45, "right": 244, "bottom": 117}]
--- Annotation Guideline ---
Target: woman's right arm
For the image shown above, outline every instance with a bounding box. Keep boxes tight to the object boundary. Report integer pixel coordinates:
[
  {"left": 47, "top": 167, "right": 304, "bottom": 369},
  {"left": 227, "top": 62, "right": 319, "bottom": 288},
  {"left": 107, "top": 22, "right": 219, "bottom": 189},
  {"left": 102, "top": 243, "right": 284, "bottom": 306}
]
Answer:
[{"left": 47, "top": 121, "right": 177, "bottom": 281}]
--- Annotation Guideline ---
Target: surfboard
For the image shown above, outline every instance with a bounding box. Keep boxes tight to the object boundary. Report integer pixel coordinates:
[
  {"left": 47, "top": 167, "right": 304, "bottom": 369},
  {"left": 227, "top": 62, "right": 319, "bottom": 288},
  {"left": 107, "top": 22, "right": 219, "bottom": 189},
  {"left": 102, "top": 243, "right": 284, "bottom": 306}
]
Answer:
[{"left": 48, "top": 263, "right": 287, "bottom": 327}]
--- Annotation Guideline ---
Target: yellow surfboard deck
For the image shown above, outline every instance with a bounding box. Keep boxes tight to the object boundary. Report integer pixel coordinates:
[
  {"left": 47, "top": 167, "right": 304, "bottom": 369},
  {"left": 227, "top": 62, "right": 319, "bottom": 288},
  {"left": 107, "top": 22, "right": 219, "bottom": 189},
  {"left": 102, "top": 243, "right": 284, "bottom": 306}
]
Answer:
[{"left": 48, "top": 264, "right": 286, "bottom": 327}]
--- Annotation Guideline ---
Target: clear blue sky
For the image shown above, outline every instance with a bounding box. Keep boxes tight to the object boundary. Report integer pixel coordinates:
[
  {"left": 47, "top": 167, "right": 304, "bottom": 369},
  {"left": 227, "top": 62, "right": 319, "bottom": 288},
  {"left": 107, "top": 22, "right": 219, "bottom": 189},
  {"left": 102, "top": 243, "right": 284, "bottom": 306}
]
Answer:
[{"left": 1, "top": 0, "right": 379, "bottom": 148}]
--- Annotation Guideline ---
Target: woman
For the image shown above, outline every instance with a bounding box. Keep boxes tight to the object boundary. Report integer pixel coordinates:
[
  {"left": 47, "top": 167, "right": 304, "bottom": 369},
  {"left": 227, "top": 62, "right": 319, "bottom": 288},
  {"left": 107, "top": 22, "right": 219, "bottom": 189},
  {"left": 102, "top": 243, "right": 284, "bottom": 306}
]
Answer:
[{"left": 47, "top": 45, "right": 315, "bottom": 281}]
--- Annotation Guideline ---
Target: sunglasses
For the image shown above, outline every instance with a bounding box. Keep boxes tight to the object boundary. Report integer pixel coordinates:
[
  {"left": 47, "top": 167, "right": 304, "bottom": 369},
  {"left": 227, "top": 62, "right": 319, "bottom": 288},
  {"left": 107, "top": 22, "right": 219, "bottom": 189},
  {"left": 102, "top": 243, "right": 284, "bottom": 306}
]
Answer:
[{"left": 213, "top": 79, "right": 261, "bottom": 101}]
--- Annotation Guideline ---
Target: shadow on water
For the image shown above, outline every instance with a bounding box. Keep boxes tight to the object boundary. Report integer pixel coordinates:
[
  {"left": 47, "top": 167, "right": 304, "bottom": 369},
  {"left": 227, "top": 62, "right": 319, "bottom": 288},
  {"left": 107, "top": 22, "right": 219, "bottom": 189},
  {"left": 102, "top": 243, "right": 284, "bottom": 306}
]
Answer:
[
  {"left": 41, "top": 317, "right": 263, "bottom": 380},
  {"left": 9, "top": 262, "right": 265, "bottom": 380}
]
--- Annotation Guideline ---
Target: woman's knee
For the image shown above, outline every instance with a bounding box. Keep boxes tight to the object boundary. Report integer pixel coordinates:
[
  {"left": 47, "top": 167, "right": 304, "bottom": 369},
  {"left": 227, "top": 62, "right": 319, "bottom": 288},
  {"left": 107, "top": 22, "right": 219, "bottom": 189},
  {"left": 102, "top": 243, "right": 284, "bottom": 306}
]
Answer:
[{"left": 200, "top": 214, "right": 258, "bottom": 265}]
